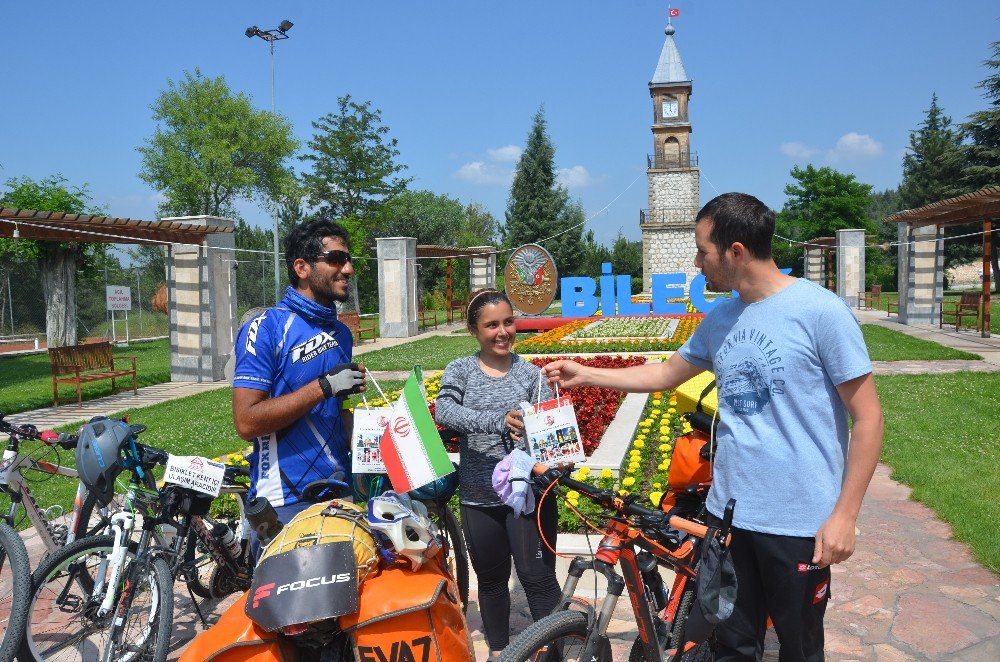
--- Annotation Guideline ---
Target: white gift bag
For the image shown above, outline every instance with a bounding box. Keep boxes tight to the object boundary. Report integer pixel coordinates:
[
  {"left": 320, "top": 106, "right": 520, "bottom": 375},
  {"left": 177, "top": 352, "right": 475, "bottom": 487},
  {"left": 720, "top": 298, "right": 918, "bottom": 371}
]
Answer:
[
  {"left": 350, "top": 374, "right": 391, "bottom": 474},
  {"left": 520, "top": 373, "right": 585, "bottom": 467}
]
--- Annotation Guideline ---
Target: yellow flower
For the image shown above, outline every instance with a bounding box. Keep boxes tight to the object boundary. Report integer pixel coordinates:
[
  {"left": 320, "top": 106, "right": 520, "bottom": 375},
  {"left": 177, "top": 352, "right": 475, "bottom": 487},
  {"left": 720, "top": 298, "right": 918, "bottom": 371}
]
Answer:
[
  {"left": 634, "top": 440, "right": 645, "bottom": 449},
  {"left": 649, "top": 491, "right": 664, "bottom": 506},
  {"left": 626, "top": 465, "right": 638, "bottom": 474},
  {"left": 651, "top": 408, "right": 661, "bottom": 416},
  {"left": 653, "top": 482, "right": 662, "bottom": 489},
  {"left": 601, "top": 468, "right": 613, "bottom": 479},
  {"left": 668, "top": 407, "right": 676, "bottom": 414},
  {"left": 659, "top": 443, "right": 671, "bottom": 452},
  {"left": 682, "top": 422, "right": 693, "bottom": 434},
  {"left": 567, "top": 490, "right": 580, "bottom": 500},
  {"left": 578, "top": 466, "right": 591, "bottom": 477},
  {"left": 618, "top": 490, "right": 629, "bottom": 496},
  {"left": 567, "top": 498, "right": 579, "bottom": 508},
  {"left": 652, "top": 399, "right": 662, "bottom": 406},
  {"left": 573, "top": 470, "right": 587, "bottom": 481},
  {"left": 622, "top": 477, "right": 636, "bottom": 487},
  {"left": 629, "top": 449, "right": 641, "bottom": 457}
]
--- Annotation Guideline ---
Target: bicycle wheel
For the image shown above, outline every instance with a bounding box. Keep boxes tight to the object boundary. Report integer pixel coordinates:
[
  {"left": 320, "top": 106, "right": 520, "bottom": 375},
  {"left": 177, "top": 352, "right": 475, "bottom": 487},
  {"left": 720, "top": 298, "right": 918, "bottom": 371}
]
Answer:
[
  {"left": 20, "top": 534, "right": 172, "bottom": 662},
  {"left": 435, "top": 504, "right": 469, "bottom": 611},
  {"left": 499, "top": 610, "right": 611, "bottom": 662},
  {"left": 0, "top": 521, "right": 31, "bottom": 662},
  {"left": 664, "top": 585, "right": 714, "bottom": 662}
]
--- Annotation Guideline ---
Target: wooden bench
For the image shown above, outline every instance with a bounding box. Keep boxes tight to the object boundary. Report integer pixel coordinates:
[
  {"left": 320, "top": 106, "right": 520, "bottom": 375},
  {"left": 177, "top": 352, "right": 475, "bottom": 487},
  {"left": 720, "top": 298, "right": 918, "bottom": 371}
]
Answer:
[
  {"left": 940, "top": 292, "right": 981, "bottom": 331},
  {"left": 49, "top": 341, "right": 137, "bottom": 406},
  {"left": 418, "top": 306, "right": 438, "bottom": 332},
  {"left": 339, "top": 313, "right": 377, "bottom": 344},
  {"left": 858, "top": 284, "right": 882, "bottom": 310},
  {"left": 447, "top": 298, "right": 466, "bottom": 324},
  {"left": 885, "top": 293, "right": 899, "bottom": 318}
]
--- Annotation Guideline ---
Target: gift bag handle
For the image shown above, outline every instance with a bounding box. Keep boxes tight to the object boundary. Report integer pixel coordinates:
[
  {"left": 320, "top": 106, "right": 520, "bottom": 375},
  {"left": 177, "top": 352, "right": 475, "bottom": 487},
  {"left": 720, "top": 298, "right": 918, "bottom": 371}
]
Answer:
[
  {"left": 361, "top": 368, "right": 390, "bottom": 410},
  {"left": 536, "top": 369, "right": 560, "bottom": 406}
]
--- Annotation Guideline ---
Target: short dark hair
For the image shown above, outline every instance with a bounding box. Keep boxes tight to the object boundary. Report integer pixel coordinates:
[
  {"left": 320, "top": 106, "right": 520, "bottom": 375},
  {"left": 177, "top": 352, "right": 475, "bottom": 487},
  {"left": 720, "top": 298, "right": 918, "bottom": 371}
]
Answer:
[
  {"left": 467, "top": 289, "right": 513, "bottom": 329},
  {"left": 695, "top": 193, "right": 775, "bottom": 260},
  {"left": 284, "top": 217, "right": 351, "bottom": 287}
]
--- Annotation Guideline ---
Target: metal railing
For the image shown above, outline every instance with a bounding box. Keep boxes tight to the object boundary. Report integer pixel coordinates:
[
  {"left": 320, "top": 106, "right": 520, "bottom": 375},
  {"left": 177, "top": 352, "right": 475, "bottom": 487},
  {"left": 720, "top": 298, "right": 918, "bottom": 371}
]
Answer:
[
  {"left": 639, "top": 208, "right": 699, "bottom": 227},
  {"left": 647, "top": 152, "right": 698, "bottom": 169}
]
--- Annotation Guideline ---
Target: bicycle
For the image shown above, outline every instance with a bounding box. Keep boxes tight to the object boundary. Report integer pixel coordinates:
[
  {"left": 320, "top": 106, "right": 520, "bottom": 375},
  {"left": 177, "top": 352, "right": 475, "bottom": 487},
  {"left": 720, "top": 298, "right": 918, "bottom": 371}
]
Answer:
[
  {"left": 19, "top": 423, "right": 252, "bottom": 662},
  {"left": 499, "top": 468, "right": 735, "bottom": 662},
  {"left": 0, "top": 415, "right": 112, "bottom": 661}
]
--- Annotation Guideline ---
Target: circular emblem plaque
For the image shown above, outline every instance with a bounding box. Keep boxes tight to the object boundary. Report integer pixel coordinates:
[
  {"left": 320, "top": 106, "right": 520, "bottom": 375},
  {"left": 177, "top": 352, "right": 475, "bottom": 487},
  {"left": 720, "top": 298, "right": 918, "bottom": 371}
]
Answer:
[{"left": 504, "top": 244, "right": 558, "bottom": 315}]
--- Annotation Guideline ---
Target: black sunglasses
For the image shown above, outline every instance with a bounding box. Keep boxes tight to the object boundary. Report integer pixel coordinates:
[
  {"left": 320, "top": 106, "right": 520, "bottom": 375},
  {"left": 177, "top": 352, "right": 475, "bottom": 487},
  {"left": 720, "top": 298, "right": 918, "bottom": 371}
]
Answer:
[{"left": 314, "top": 249, "right": 352, "bottom": 266}]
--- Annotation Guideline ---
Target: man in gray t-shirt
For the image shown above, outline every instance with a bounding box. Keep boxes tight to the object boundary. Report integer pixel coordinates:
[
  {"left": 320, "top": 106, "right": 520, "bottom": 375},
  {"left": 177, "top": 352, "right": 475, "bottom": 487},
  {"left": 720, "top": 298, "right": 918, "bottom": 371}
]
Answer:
[{"left": 544, "top": 193, "right": 884, "bottom": 661}]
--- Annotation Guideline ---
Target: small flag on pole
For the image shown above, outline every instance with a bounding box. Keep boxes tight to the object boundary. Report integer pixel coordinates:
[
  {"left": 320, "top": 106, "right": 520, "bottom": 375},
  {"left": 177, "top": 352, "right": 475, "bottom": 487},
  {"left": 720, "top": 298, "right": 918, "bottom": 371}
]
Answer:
[
  {"left": 669, "top": 8, "right": 680, "bottom": 17},
  {"left": 379, "top": 369, "right": 454, "bottom": 493}
]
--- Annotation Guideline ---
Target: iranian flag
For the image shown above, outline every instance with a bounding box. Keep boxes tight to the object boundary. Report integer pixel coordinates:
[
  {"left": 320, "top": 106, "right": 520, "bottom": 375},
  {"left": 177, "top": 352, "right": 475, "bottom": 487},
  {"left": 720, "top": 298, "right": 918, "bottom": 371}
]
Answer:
[{"left": 379, "top": 369, "right": 454, "bottom": 492}]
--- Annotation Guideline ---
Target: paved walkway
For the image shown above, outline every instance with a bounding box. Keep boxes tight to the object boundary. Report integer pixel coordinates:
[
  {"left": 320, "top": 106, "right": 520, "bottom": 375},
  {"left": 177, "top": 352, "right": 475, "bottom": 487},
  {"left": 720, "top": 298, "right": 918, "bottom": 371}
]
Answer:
[{"left": 8, "top": 312, "right": 1000, "bottom": 660}]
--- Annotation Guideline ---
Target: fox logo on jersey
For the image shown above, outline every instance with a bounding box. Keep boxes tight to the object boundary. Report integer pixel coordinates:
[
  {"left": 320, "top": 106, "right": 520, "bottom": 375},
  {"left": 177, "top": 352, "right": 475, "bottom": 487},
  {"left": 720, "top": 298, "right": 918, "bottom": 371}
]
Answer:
[
  {"left": 292, "top": 331, "right": 340, "bottom": 363},
  {"left": 245, "top": 314, "right": 266, "bottom": 356}
]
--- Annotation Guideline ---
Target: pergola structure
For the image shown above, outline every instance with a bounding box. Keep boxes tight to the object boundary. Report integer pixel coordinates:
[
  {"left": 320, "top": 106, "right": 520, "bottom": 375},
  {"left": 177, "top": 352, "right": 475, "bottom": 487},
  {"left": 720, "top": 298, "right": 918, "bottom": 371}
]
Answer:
[
  {"left": 0, "top": 208, "right": 233, "bottom": 245},
  {"left": 416, "top": 245, "right": 496, "bottom": 321},
  {"left": 885, "top": 185, "right": 998, "bottom": 337},
  {"left": 0, "top": 208, "right": 237, "bottom": 380}
]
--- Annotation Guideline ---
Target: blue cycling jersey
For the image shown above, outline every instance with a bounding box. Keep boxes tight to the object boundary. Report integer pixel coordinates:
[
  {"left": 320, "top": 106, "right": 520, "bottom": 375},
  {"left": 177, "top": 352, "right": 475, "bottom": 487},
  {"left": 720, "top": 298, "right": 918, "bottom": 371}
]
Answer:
[{"left": 232, "top": 289, "right": 354, "bottom": 507}]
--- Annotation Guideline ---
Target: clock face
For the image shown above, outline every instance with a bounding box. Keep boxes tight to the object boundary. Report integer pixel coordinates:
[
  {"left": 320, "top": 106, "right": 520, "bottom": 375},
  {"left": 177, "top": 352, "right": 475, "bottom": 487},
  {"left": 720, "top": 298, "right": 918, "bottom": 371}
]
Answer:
[{"left": 662, "top": 99, "right": 678, "bottom": 118}]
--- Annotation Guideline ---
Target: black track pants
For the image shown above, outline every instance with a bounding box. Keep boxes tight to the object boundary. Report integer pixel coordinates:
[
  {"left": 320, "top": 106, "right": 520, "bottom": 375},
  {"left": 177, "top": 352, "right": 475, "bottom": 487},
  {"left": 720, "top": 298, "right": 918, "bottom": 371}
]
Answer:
[
  {"left": 709, "top": 518, "right": 831, "bottom": 662},
  {"left": 461, "top": 498, "right": 561, "bottom": 651}
]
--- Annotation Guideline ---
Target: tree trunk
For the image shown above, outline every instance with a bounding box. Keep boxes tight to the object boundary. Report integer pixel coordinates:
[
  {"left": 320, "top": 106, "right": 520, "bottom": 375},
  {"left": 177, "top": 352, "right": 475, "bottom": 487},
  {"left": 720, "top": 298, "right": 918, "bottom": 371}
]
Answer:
[{"left": 40, "top": 245, "right": 78, "bottom": 348}]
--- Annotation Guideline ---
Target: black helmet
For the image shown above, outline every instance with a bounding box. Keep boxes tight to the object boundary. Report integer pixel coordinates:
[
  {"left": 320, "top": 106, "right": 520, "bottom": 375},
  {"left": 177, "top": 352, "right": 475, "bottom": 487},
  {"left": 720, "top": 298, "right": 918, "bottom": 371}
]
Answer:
[{"left": 75, "top": 417, "right": 133, "bottom": 506}]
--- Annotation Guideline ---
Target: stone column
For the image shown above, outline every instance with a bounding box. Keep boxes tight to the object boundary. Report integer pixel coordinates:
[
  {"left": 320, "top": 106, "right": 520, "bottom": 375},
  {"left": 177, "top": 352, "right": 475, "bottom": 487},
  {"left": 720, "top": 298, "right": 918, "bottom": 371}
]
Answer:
[
  {"left": 836, "top": 229, "right": 866, "bottom": 307},
  {"left": 469, "top": 246, "right": 496, "bottom": 292},
  {"left": 165, "top": 215, "right": 237, "bottom": 382},
  {"left": 804, "top": 247, "right": 825, "bottom": 285},
  {"left": 899, "top": 224, "right": 943, "bottom": 325},
  {"left": 377, "top": 237, "right": 418, "bottom": 338}
]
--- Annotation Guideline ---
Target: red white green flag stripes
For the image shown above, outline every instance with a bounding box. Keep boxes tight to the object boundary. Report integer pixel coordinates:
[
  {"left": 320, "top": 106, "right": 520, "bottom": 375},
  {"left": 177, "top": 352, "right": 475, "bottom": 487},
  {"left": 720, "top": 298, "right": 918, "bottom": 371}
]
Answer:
[{"left": 379, "top": 370, "right": 454, "bottom": 492}]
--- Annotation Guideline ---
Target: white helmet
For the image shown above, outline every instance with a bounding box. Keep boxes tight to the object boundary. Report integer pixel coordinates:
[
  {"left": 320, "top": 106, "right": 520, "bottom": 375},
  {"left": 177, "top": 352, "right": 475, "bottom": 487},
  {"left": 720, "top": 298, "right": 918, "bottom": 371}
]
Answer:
[{"left": 366, "top": 491, "right": 441, "bottom": 569}]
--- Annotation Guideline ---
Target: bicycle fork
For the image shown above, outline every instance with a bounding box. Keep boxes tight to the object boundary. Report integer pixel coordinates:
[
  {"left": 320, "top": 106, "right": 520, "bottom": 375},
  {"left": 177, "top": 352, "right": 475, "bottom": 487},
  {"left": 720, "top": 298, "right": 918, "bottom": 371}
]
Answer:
[{"left": 98, "top": 511, "right": 134, "bottom": 617}]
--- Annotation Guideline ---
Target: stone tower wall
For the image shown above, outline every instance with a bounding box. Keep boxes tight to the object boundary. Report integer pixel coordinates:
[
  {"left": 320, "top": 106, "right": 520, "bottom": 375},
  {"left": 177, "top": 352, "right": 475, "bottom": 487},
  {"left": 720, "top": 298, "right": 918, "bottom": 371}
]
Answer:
[{"left": 643, "top": 168, "right": 700, "bottom": 291}]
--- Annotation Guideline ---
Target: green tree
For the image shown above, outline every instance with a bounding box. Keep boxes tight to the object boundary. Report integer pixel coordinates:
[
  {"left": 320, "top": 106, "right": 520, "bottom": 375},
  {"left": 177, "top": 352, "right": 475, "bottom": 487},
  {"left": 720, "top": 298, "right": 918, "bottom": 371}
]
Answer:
[
  {"left": 899, "top": 95, "right": 967, "bottom": 209},
  {"left": 458, "top": 203, "right": 500, "bottom": 249},
  {"left": 0, "top": 175, "right": 106, "bottom": 346},
  {"left": 773, "top": 165, "right": 874, "bottom": 275},
  {"left": 137, "top": 69, "right": 298, "bottom": 218},
  {"left": 300, "top": 95, "right": 410, "bottom": 256},
  {"left": 503, "top": 108, "right": 585, "bottom": 286},
  {"left": 577, "top": 230, "right": 612, "bottom": 278},
  {"left": 961, "top": 39, "right": 1000, "bottom": 290}
]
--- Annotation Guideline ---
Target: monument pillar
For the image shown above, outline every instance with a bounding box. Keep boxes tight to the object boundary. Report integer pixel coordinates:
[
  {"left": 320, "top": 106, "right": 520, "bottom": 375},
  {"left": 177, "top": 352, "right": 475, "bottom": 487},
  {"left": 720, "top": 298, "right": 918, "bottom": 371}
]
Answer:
[
  {"left": 804, "top": 247, "right": 825, "bottom": 285},
  {"left": 165, "top": 215, "right": 237, "bottom": 382},
  {"left": 836, "top": 229, "right": 866, "bottom": 307},
  {"left": 469, "top": 246, "right": 496, "bottom": 293},
  {"left": 898, "top": 224, "right": 943, "bottom": 325},
  {"left": 377, "top": 237, "right": 418, "bottom": 338}
]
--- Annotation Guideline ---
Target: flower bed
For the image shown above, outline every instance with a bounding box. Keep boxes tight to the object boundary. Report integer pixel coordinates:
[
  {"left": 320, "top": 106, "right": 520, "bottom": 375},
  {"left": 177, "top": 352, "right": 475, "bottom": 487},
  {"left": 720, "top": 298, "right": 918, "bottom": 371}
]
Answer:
[
  {"left": 569, "top": 317, "right": 673, "bottom": 339},
  {"left": 555, "top": 389, "right": 693, "bottom": 532},
  {"left": 515, "top": 314, "right": 703, "bottom": 354}
]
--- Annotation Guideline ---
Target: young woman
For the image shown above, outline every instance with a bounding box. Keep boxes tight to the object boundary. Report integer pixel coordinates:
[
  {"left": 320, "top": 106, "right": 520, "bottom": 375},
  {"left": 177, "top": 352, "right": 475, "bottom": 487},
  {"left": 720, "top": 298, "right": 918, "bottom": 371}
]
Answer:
[{"left": 434, "top": 289, "right": 560, "bottom": 657}]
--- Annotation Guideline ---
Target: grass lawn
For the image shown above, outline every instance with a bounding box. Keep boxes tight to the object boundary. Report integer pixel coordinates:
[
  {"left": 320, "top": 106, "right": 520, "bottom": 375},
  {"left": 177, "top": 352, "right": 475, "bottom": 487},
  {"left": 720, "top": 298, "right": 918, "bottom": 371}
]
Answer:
[
  {"left": 861, "top": 325, "right": 981, "bottom": 361},
  {"left": 864, "top": 290, "right": 999, "bottom": 335},
  {"left": 359, "top": 336, "right": 480, "bottom": 371},
  {"left": 875, "top": 372, "right": 1000, "bottom": 573},
  {"left": 0, "top": 339, "right": 172, "bottom": 415}
]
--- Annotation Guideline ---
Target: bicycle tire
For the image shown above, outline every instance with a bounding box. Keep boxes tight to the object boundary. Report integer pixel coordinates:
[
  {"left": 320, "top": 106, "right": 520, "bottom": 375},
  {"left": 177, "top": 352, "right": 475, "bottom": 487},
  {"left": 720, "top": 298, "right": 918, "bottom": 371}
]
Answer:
[
  {"left": 107, "top": 554, "right": 172, "bottom": 662},
  {"left": 19, "top": 534, "right": 168, "bottom": 662},
  {"left": 499, "top": 610, "right": 611, "bottom": 662},
  {"left": 438, "top": 504, "right": 469, "bottom": 611},
  {"left": 665, "top": 585, "right": 714, "bottom": 662},
  {"left": 0, "top": 522, "right": 31, "bottom": 662},
  {"left": 183, "top": 490, "right": 249, "bottom": 600}
]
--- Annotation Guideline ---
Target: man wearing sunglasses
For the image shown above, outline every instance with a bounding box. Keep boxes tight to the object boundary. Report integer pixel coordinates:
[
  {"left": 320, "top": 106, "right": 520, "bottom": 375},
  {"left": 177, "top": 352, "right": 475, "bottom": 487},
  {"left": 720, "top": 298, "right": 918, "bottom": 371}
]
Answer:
[{"left": 232, "top": 217, "right": 367, "bottom": 533}]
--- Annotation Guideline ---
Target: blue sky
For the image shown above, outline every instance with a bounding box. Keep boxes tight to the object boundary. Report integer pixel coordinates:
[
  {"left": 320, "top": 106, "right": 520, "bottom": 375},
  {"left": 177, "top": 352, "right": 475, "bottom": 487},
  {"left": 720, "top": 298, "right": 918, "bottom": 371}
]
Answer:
[{"left": 2, "top": 1, "right": 997, "bottom": 251}]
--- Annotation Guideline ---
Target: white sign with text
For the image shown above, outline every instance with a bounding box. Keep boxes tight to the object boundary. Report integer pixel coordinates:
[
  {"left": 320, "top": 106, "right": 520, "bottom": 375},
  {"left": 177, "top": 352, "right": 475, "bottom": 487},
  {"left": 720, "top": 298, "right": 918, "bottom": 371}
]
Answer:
[{"left": 106, "top": 286, "right": 132, "bottom": 311}]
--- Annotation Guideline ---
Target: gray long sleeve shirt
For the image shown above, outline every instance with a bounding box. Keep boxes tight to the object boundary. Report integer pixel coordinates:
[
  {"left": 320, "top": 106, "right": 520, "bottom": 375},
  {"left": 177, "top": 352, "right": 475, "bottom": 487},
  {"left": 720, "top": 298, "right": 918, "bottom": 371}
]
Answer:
[{"left": 434, "top": 354, "right": 553, "bottom": 506}]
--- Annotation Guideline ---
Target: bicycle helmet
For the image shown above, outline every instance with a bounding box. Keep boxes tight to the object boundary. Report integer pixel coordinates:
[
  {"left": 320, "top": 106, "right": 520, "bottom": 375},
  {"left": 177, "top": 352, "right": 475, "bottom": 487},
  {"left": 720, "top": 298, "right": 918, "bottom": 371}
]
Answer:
[
  {"left": 75, "top": 416, "right": 133, "bottom": 506},
  {"left": 366, "top": 491, "right": 441, "bottom": 570},
  {"left": 406, "top": 465, "right": 459, "bottom": 503}
]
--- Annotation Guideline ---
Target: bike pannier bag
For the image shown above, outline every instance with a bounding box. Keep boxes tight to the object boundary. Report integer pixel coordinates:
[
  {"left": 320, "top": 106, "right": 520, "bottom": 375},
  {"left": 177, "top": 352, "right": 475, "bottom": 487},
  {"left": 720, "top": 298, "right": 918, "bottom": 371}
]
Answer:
[
  {"left": 179, "top": 592, "right": 296, "bottom": 662},
  {"left": 659, "top": 428, "right": 713, "bottom": 511},
  {"left": 339, "top": 554, "right": 472, "bottom": 661}
]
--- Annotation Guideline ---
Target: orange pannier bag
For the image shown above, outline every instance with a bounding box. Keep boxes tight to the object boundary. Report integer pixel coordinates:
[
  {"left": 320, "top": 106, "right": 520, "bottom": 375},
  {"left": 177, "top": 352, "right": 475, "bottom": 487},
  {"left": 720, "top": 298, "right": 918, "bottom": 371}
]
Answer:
[
  {"left": 659, "top": 428, "right": 713, "bottom": 511},
  {"left": 179, "top": 592, "right": 296, "bottom": 662},
  {"left": 339, "top": 554, "right": 473, "bottom": 662}
]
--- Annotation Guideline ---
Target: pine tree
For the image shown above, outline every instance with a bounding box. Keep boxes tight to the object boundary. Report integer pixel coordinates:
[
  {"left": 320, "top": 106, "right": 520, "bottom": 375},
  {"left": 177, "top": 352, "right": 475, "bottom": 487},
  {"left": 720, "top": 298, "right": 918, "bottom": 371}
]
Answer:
[
  {"left": 899, "top": 94, "right": 967, "bottom": 210},
  {"left": 502, "top": 107, "right": 583, "bottom": 281},
  {"left": 960, "top": 39, "right": 1000, "bottom": 290}
]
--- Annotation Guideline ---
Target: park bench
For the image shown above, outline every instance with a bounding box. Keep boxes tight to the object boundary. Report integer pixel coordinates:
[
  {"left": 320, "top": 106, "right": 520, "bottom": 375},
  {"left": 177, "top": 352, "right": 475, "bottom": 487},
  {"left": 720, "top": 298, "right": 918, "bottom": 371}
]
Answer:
[
  {"left": 858, "top": 284, "right": 882, "bottom": 310},
  {"left": 940, "top": 292, "right": 982, "bottom": 332},
  {"left": 418, "top": 306, "right": 438, "bottom": 332},
  {"left": 447, "top": 297, "right": 466, "bottom": 324},
  {"left": 48, "top": 341, "right": 137, "bottom": 406},
  {"left": 339, "top": 312, "right": 377, "bottom": 344}
]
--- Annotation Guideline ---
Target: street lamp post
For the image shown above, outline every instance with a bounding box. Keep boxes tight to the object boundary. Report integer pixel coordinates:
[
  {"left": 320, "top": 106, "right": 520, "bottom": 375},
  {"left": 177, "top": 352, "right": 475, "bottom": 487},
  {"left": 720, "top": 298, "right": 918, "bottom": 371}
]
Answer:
[{"left": 245, "top": 19, "right": 293, "bottom": 306}]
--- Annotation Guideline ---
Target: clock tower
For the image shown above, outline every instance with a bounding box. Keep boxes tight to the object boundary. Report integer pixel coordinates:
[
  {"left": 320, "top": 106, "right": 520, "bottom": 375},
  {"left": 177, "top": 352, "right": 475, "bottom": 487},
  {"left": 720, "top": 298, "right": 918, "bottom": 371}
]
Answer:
[{"left": 641, "top": 19, "right": 700, "bottom": 292}]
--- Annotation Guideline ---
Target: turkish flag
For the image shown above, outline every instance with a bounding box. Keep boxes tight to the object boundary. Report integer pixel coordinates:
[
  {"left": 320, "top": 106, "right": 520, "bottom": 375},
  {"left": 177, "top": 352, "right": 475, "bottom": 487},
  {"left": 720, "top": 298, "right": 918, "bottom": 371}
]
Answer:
[{"left": 669, "top": 8, "right": 680, "bottom": 17}]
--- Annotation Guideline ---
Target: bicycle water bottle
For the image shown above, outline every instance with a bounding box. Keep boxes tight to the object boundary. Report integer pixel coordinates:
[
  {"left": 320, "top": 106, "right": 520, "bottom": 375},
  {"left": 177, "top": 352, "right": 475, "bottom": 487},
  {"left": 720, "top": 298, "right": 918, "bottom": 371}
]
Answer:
[
  {"left": 245, "top": 496, "right": 282, "bottom": 545},
  {"left": 212, "top": 522, "right": 242, "bottom": 560},
  {"left": 637, "top": 551, "right": 668, "bottom": 612},
  {"left": 0, "top": 438, "right": 17, "bottom": 484}
]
